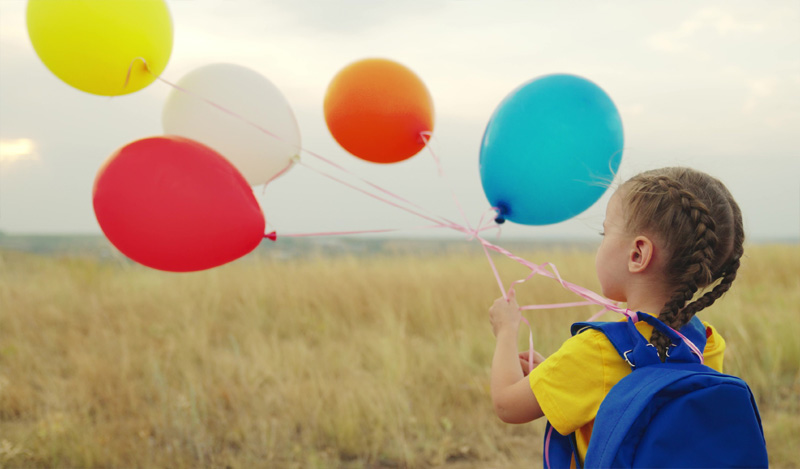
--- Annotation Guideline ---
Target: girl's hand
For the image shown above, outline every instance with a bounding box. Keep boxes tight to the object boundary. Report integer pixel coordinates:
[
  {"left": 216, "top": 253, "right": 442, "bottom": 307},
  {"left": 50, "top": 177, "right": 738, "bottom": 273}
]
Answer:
[
  {"left": 488, "top": 289, "right": 521, "bottom": 338},
  {"left": 488, "top": 288, "right": 545, "bottom": 424},
  {"left": 518, "top": 349, "right": 546, "bottom": 376}
]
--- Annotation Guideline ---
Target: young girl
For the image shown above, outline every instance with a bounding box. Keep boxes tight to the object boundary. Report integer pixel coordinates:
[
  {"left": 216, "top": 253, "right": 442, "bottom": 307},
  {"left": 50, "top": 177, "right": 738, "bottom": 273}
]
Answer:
[{"left": 488, "top": 167, "right": 744, "bottom": 464}]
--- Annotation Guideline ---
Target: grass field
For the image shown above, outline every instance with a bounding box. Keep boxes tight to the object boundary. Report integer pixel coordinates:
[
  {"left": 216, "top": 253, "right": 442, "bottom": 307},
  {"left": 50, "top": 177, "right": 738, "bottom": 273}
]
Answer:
[{"left": 1, "top": 242, "right": 798, "bottom": 468}]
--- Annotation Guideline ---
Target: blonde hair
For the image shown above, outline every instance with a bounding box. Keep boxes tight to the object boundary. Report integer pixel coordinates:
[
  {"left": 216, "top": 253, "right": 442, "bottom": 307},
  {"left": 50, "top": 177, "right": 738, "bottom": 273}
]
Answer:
[{"left": 620, "top": 167, "right": 744, "bottom": 360}]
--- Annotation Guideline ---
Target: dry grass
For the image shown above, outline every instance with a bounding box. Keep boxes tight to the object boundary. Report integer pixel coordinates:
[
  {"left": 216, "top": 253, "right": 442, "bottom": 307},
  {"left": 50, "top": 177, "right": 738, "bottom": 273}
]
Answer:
[{"left": 1, "top": 243, "right": 798, "bottom": 468}]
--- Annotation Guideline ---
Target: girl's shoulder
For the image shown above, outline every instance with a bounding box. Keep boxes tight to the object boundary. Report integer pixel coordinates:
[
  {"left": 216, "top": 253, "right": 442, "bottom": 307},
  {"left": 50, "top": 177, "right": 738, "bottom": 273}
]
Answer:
[
  {"left": 569, "top": 317, "right": 726, "bottom": 373},
  {"left": 546, "top": 325, "right": 628, "bottom": 381}
]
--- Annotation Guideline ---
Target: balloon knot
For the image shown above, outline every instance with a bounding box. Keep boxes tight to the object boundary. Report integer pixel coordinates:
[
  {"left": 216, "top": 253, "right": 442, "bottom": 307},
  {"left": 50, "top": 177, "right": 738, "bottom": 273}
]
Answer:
[
  {"left": 265, "top": 231, "right": 277, "bottom": 241},
  {"left": 493, "top": 203, "right": 508, "bottom": 224}
]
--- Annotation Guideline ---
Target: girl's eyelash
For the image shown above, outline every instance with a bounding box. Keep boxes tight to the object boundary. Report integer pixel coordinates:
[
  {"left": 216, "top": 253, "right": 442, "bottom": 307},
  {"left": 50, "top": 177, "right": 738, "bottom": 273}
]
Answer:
[{"left": 598, "top": 231, "right": 605, "bottom": 236}]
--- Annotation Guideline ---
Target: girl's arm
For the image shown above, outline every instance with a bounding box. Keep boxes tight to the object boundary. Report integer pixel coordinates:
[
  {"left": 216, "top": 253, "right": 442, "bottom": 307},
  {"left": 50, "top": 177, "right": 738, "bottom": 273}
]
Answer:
[{"left": 488, "top": 290, "right": 544, "bottom": 424}]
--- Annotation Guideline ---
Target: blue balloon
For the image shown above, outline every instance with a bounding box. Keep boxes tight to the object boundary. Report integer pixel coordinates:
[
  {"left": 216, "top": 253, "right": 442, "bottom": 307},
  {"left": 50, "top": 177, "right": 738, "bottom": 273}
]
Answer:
[{"left": 480, "top": 74, "right": 624, "bottom": 225}]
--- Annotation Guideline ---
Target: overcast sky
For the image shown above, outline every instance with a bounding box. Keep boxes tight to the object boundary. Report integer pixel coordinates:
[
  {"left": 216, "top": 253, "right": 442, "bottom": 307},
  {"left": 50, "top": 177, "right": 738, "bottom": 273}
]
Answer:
[{"left": 1, "top": 0, "right": 798, "bottom": 242}]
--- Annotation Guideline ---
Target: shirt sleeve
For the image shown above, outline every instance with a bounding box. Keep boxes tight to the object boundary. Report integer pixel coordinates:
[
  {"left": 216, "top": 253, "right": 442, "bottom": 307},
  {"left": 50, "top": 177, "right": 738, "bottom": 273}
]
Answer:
[
  {"left": 702, "top": 322, "right": 726, "bottom": 373},
  {"left": 529, "top": 330, "right": 609, "bottom": 435}
]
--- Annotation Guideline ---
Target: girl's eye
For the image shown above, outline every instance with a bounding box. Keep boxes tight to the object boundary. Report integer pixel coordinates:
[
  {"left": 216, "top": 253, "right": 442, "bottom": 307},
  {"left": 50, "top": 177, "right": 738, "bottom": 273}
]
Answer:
[{"left": 598, "top": 231, "right": 605, "bottom": 237}]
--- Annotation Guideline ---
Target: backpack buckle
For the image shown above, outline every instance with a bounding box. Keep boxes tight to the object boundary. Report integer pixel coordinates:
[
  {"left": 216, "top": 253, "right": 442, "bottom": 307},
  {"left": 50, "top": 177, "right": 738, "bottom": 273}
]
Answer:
[
  {"left": 625, "top": 344, "right": 658, "bottom": 368},
  {"left": 623, "top": 350, "right": 635, "bottom": 368}
]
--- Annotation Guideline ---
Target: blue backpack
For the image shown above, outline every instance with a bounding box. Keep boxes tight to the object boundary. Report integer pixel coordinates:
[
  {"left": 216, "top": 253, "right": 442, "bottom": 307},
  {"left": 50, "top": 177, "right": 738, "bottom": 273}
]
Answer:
[{"left": 543, "top": 311, "right": 768, "bottom": 468}]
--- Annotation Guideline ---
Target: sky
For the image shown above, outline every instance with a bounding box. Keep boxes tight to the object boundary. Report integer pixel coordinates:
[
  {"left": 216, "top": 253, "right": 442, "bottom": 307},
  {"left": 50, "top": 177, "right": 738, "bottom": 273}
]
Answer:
[{"left": 1, "top": 0, "right": 798, "bottom": 242}]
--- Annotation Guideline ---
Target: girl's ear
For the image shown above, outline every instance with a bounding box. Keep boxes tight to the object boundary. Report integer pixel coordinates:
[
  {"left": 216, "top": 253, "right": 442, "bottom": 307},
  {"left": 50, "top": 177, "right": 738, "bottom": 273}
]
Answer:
[{"left": 628, "top": 236, "right": 655, "bottom": 273}]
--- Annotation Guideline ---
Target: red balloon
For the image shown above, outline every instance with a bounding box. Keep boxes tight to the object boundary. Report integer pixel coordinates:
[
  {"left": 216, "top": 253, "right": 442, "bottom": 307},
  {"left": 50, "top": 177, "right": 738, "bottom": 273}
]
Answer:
[{"left": 93, "top": 136, "right": 266, "bottom": 272}]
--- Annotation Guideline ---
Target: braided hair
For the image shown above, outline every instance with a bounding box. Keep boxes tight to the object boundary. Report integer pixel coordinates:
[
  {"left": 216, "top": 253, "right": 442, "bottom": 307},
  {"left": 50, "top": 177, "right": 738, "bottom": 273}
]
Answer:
[{"left": 620, "top": 167, "right": 744, "bottom": 360}]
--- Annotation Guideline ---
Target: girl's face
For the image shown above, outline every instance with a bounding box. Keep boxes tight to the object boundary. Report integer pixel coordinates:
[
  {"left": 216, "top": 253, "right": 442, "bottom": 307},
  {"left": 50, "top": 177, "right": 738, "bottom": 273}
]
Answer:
[{"left": 595, "top": 191, "right": 633, "bottom": 302}]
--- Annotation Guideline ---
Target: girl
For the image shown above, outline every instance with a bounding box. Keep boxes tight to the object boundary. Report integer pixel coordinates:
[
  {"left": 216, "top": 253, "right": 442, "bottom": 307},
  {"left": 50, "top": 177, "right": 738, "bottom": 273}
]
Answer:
[{"left": 488, "top": 167, "right": 744, "bottom": 464}]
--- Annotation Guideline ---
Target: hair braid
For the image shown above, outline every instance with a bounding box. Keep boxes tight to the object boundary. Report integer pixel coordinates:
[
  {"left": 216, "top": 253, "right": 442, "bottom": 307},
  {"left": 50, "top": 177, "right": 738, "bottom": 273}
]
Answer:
[
  {"left": 681, "top": 196, "right": 744, "bottom": 317},
  {"left": 646, "top": 177, "right": 718, "bottom": 360},
  {"left": 621, "top": 168, "right": 742, "bottom": 361}
]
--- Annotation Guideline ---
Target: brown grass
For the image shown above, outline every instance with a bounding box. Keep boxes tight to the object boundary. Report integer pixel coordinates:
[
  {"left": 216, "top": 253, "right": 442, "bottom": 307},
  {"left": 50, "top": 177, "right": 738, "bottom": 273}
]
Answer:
[{"left": 1, "top": 243, "right": 798, "bottom": 468}]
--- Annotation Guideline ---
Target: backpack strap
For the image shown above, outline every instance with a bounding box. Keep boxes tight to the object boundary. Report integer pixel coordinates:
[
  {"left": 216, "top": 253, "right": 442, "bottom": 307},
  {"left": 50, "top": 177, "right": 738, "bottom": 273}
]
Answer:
[
  {"left": 542, "top": 314, "right": 710, "bottom": 468},
  {"left": 571, "top": 312, "right": 707, "bottom": 369},
  {"left": 543, "top": 420, "right": 581, "bottom": 469}
]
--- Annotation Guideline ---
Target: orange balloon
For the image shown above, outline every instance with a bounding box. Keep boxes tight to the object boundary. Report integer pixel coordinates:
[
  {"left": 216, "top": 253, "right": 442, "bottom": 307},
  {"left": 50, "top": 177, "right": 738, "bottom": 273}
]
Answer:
[{"left": 324, "top": 58, "right": 434, "bottom": 164}]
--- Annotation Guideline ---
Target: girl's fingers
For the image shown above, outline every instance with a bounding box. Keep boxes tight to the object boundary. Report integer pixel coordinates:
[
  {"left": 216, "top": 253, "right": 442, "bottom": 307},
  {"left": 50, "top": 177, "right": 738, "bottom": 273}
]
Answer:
[{"left": 518, "top": 357, "right": 531, "bottom": 375}]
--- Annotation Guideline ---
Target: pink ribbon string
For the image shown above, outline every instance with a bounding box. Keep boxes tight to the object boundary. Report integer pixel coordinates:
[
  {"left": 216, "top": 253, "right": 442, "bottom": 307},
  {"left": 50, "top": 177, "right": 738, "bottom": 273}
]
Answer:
[
  {"left": 299, "top": 149, "right": 459, "bottom": 229},
  {"left": 475, "top": 207, "right": 502, "bottom": 238},
  {"left": 296, "top": 160, "right": 459, "bottom": 229},
  {"left": 135, "top": 58, "right": 471, "bottom": 238},
  {"left": 265, "top": 158, "right": 297, "bottom": 185},
  {"left": 129, "top": 58, "right": 654, "bottom": 359},
  {"left": 476, "top": 236, "right": 632, "bottom": 316},
  {"left": 274, "top": 228, "right": 400, "bottom": 238},
  {"left": 480, "top": 237, "right": 507, "bottom": 299},
  {"left": 585, "top": 307, "right": 612, "bottom": 322},
  {"left": 522, "top": 301, "right": 597, "bottom": 311},
  {"left": 421, "top": 131, "right": 472, "bottom": 230},
  {"left": 672, "top": 328, "right": 705, "bottom": 364},
  {"left": 270, "top": 224, "right": 448, "bottom": 239},
  {"left": 520, "top": 316, "right": 535, "bottom": 373}
]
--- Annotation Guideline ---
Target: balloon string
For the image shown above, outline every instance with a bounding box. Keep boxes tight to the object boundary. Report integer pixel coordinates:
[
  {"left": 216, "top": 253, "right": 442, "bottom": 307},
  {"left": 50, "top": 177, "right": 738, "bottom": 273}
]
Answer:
[
  {"left": 481, "top": 240, "right": 536, "bottom": 372},
  {"left": 476, "top": 207, "right": 502, "bottom": 238},
  {"left": 271, "top": 224, "right": 446, "bottom": 239},
  {"left": 475, "top": 235, "right": 632, "bottom": 316},
  {"left": 522, "top": 301, "right": 596, "bottom": 310},
  {"left": 123, "top": 57, "right": 145, "bottom": 91},
  {"left": 133, "top": 57, "right": 468, "bottom": 240},
  {"left": 131, "top": 57, "right": 633, "bottom": 328},
  {"left": 420, "top": 131, "right": 472, "bottom": 231},
  {"left": 134, "top": 58, "right": 294, "bottom": 147},
  {"left": 296, "top": 160, "right": 455, "bottom": 228},
  {"left": 520, "top": 316, "right": 535, "bottom": 373},
  {"left": 586, "top": 307, "right": 612, "bottom": 321},
  {"left": 132, "top": 57, "right": 638, "bottom": 369},
  {"left": 481, "top": 237, "right": 507, "bottom": 299},
  {"left": 265, "top": 156, "right": 298, "bottom": 185},
  {"left": 297, "top": 146, "right": 460, "bottom": 229},
  {"left": 278, "top": 228, "right": 401, "bottom": 238},
  {"left": 136, "top": 58, "right": 461, "bottom": 232},
  {"left": 295, "top": 159, "right": 502, "bottom": 243}
]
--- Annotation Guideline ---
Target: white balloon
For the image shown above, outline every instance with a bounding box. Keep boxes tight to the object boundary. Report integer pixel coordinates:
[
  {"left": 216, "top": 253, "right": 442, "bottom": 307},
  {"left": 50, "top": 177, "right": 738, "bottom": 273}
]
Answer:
[{"left": 162, "top": 63, "right": 300, "bottom": 186}]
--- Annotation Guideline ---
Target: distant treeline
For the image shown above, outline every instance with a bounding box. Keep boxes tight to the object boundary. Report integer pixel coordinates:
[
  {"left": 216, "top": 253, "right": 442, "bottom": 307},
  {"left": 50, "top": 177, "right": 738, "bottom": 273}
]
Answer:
[
  {"left": 2, "top": 233, "right": 794, "bottom": 262},
  {"left": 0, "top": 233, "right": 602, "bottom": 260}
]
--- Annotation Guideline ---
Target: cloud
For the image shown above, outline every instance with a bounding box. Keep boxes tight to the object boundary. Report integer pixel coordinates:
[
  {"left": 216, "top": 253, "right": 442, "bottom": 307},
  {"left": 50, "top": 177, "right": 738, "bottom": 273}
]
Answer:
[
  {"left": 740, "top": 75, "right": 800, "bottom": 130},
  {"left": 271, "top": 0, "right": 449, "bottom": 35},
  {"left": 647, "top": 7, "right": 765, "bottom": 55},
  {"left": 0, "top": 138, "right": 39, "bottom": 164},
  {"left": 0, "top": 2, "right": 28, "bottom": 48},
  {"left": 742, "top": 77, "right": 776, "bottom": 112}
]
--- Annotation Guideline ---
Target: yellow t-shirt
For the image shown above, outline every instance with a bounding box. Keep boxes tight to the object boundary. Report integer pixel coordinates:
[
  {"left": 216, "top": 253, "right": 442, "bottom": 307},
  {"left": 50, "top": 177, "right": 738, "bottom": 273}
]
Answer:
[{"left": 529, "top": 319, "right": 725, "bottom": 465}]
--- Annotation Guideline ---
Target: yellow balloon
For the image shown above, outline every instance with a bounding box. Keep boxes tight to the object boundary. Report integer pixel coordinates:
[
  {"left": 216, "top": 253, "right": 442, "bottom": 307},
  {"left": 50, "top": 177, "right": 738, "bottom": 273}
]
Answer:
[{"left": 27, "top": 0, "right": 173, "bottom": 96}]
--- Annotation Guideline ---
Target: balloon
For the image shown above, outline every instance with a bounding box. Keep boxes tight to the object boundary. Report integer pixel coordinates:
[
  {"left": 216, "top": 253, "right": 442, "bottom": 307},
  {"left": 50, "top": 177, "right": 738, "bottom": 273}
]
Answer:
[
  {"left": 480, "top": 74, "right": 624, "bottom": 225},
  {"left": 162, "top": 63, "right": 301, "bottom": 186},
  {"left": 93, "top": 136, "right": 266, "bottom": 272},
  {"left": 324, "top": 58, "right": 434, "bottom": 164},
  {"left": 26, "top": 0, "right": 173, "bottom": 96}
]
